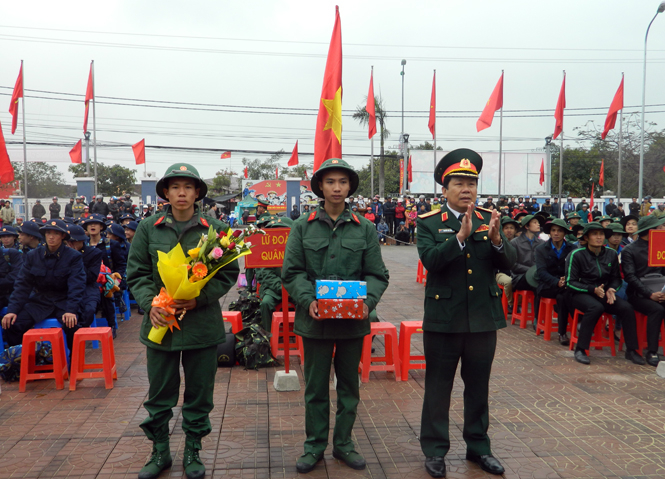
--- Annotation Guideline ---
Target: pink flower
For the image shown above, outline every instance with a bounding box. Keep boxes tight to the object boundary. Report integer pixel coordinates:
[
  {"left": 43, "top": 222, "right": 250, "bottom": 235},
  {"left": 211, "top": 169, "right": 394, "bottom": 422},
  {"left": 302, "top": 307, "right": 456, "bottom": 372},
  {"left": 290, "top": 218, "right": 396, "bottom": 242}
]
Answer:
[{"left": 209, "top": 247, "right": 223, "bottom": 260}]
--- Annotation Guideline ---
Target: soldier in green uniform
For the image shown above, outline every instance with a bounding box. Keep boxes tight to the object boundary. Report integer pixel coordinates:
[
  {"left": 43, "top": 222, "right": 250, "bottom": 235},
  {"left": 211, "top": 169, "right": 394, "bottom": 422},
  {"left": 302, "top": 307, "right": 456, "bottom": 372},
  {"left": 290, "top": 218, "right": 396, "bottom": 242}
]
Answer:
[
  {"left": 282, "top": 158, "right": 389, "bottom": 474},
  {"left": 256, "top": 216, "right": 293, "bottom": 332},
  {"left": 565, "top": 212, "right": 582, "bottom": 243},
  {"left": 245, "top": 198, "right": 271, "bottom": 292},
  {"left": 127, "top": 163, "right": 239, "bottom": 479},
  {"left": 417, "top": 149, "right": 516, "bottom": 478}
]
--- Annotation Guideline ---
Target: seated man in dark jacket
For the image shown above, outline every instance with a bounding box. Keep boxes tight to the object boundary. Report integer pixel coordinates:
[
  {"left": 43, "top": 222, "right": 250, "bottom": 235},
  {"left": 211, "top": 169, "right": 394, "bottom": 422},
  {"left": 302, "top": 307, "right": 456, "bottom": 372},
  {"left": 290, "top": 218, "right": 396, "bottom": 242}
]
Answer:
[
  {"left": 566, "top": 222, "right": 644, "bottom": 366},
  {"left": 66, "top": 224, "right": 104, "bottom": 330},
  {"left": 1, "top": 219, "right": 85, "bottom": 349},
  {"left": 510, "top": 215, "right": 544, "bottom": 293},
  {"left": 621, "top": 215, "right": 665, "bottom": 366},
  {"left": 535, "top": 219, "right": 576, "bottom": 345},
  {"left": 0, "top": 246, "right": 23, "bottom": 309}
]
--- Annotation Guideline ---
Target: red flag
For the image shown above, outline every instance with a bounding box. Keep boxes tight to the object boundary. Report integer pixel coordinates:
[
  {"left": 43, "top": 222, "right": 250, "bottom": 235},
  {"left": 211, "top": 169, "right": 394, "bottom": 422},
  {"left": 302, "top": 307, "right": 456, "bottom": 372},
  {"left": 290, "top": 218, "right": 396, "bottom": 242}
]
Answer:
[
  {"left": 288, "top": 141, "right": 299, "bottom": 166},
  {"left": 69, "top": 140, "right": 82, "bottom": 164},
  {"left": 599, "top": 159, "right": 605, "bottom": 187},
  {"left": 221, "top": 151, "right": 231, "bottom": 159},
  {"left": 407, "top": 155, "right": 413, "bottom": 183},
  {"left": 602, "top": 76, "right": 624, "bottom": 140},
  {"left": 132, "top": 139, "right": 146, "bottom": 165},
  {"left": 313, "top": 6, "right": 342, "bottom": 172},
  {"left": 367, "top": 70, "right": 376, "bottom": 139},
  {"left": 539, "top": 159, "right": 545, "bottom": 186},
  {"left": 399, "top": 158, "right": 404, "bottom": 191},
  {"left": 553, "top": 74, "right": 566, "bottom": 140},
  {"left": 243, "top": 166, "right": 248, "bottom": 179},
  {"left": 304, "top": 169, "right": 309, "bottom": 180},
  {"left": 9, "top": 64, "right": 23, "bottom": 135},
  {"left": 83, "top": 63, "right": 94, "bottom": 133},
  {"left": 476, "top": 72, "right": 503, "bottom": 132},
  {"left": 589, "top": 184, "right": 594, "bottom": 222},
  {"left": 0, "top": 121, "right": 15, "bottom": 183},
  {"left": 275, "top": 166, "right": 279, "bottom": 179},
  {"left": 429, "top": 71, "right": 436, "bottom": 138}
]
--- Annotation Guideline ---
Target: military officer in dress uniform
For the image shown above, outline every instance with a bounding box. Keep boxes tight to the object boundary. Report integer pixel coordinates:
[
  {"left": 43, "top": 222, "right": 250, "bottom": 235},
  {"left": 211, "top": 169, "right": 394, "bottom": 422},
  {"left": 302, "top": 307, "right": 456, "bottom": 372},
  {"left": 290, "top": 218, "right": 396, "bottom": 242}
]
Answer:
[
  {"left": 282, "top": 158, "right": 389, "bottom": 474},
  {"left": 417, "top": 149, "right": 516, "bottom": 477},
  {"left": 1, "top": 219, "right": 86, "bottom": 350}
]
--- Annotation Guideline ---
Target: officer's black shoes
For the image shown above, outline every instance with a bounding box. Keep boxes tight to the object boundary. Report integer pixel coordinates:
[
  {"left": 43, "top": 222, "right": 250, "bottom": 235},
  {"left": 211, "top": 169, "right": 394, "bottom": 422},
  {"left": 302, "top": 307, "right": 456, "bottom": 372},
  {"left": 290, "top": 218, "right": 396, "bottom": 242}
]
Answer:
[
  {"left": 646, "top": 351, "right": 661, "bottom": 366},
  {"left": 424, "top": 456, "right": 446, "bottom": 477},
  {"left": 625, "top": 350, "right": 646, "bottom": 365},
  {"left": 465, "top": 453, "right": 505, "bottom": 475},
  {"left": 332, "top": 449, "right": 366, "bottom": 470},
  {"left": 295, "top": 452, "right": 323, "bottom": 473},
  {"left": 138, "top": 445, "right": 172, "bottom": 479},
  {"left": 507, "top": 304, "right": 513, "bottom": 314},
  {"left": 558, "top": 333, "right": 570, "bottom": 346},
  {"left": 183, "top": 439, "right": 205, "bottom": 479},
  {"left": 574, "top": 350, "right": 590, "bottom": 365}
]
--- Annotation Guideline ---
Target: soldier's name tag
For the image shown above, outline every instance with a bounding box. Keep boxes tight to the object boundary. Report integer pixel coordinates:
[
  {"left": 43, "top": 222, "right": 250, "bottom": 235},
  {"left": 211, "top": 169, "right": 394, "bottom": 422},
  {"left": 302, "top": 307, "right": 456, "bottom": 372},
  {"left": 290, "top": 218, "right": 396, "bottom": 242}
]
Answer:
[{"left": 438, "top": 228, "right": 455, "bottom": 234}]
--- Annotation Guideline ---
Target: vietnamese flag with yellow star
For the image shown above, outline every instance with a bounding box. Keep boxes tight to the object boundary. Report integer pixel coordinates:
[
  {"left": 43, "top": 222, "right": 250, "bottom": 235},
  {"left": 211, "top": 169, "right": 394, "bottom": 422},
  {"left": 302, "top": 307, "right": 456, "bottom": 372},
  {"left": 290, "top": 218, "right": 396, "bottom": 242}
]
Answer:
[{"left": 313, "top": 6, "right": 342, "bottom": 172}]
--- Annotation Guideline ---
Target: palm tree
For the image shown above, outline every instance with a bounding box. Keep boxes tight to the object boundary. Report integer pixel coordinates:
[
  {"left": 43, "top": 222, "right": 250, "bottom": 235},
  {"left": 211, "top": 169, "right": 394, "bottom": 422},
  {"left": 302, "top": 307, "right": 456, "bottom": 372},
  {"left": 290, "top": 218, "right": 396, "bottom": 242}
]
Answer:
[{"left": 353, "top": 95, "right": 390, "bottom": 197}]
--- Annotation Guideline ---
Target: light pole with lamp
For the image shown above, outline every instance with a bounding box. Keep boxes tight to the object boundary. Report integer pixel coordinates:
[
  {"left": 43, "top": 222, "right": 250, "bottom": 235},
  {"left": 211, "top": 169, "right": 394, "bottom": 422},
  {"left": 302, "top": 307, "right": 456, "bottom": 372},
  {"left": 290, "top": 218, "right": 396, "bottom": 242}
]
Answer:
[
  {"left": 638, "top": 1, "right": 665, "bottom": 200},
  {"left": 400, "top": 59, "right": 406, "bottom": 195}
]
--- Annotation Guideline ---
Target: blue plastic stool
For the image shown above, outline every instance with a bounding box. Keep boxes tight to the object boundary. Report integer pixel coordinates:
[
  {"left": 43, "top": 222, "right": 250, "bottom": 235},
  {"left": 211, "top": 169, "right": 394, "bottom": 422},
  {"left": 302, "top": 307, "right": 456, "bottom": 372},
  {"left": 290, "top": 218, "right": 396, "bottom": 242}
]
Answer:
[
  {"left": 0, "top": 307, "right": 6, "bottom": 353},
  {"left": 90, "top": 317, "right": 109, "bottom": 349},
  {"left": 34, "top": 318, "right": 71, "bottom": 366},
  {"left": 123, "top": 290, "right": 130, "bottom": 322}
]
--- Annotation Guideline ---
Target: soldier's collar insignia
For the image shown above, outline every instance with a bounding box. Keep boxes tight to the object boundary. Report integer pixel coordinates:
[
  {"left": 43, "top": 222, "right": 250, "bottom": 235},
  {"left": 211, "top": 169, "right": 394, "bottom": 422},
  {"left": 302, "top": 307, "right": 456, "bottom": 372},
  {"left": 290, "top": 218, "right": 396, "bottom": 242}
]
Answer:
[
  {"left": 200, "top": 217, "right": 209, "bottom": 227},
  {"left": 474, "top": 210, "right": 484, "bottom": 220},
  {"left": 475, "top": 224, "right": 490, "bottom": 233},
  {"left": 441, "top": 212, "right": 449, "bottom": 222},
  {"left": 307, "top": 211, "right": 317, "bottom": 222},
  {"left": 351, "top": 213, "right": 360, "bottom": 224},
  {"left": 154, "top": 216, "right": 165, "bottom": 226}
]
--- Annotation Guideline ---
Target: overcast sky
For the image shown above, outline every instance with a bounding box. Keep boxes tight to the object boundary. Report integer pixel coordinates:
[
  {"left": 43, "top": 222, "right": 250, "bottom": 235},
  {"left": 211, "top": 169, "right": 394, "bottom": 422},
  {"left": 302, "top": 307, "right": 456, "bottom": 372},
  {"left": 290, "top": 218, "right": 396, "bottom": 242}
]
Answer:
[{"left": 3, "top": 0, "right": 665, "bottom": 185}]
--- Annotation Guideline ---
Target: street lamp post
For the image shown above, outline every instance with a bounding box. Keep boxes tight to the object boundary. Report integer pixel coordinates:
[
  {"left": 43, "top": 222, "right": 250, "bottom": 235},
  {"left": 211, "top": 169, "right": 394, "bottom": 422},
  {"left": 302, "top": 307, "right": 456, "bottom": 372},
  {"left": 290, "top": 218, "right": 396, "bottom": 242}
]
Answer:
[
  {"left": 638, "top": 1, "right": 665, "bottom": 200},
  {"left": 401, "top": 59, "right": 406, "bottom": 195},
  {"left": 84, "top": 131, "right": 91, "bottom": 176}
]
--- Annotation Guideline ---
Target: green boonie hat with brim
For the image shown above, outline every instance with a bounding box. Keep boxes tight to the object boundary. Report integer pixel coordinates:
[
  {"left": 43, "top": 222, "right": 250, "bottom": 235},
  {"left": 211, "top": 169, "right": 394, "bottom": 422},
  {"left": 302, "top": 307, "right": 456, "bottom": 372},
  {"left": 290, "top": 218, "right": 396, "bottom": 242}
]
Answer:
[
  {"left": 520, "top": 214, "right": 544, "bottom": 228},
  {"left": 621, "top": 214, "right": 639, "bottom": 230},
  {"left": 513, "top": 211, "right": 528, "bottom": 222},
  {"left": 311, "top": 158, "right": 359, "bottom": 199},
  {"left": 156, "top": 163, "right": 207, "bottom": 201},
  {"left": 599, "top": 215, "right": 612, "bottom": 222},
  {"left": 525, "top": 264, "right": 539, "bottom": 289},
  {"left": 570, "top": 224, "right": 585, "bottom": 235},
  {"left": 256, "top": 214, "right": 278, "bottom": 227},
  {"left": 266, "top": 216, "right": 294, "bottom": 228},
  {"left": 582, "top": 221, "right": 613, "bottom": 239},
  {"left": 613, "top": 217, "right": 621, "bottom": 223},
  {"left": 635, "top": 214, "right": 665, "bottom": 235},
  {"left": 256, "top": 198, "right": 270, "bottom": 207},
  {"left": 434, "top": 148, "right": 483, "bottom": 186},
  {"left": 543, "top": 218, "right": 573, "bottom": 235},
  {"left": 566, "top": 212, "right": 581, "bottom": 220},
  {"left": 606, "top": 222, "right": 629, "bottom": 236},
  {"left": 501, "top": 216, "right": 520, "bottom": 227}
]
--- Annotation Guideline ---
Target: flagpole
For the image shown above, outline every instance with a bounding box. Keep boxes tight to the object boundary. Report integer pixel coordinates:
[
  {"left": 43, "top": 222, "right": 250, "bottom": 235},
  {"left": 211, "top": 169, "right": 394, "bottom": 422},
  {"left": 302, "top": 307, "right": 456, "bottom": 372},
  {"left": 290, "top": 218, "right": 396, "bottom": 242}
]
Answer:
[
  {"left": 433, "top": 69, "right": 437, "bottom": 196},
  {"left": 558, "top": 71, "right": 565, "bottom": 206},
  {"left": 498, "top": 70, "right": 504, "bottom": 197},
  {"left": 370, "top": 67, "right": 374, "bottom": 198},
  {"left": 20, "top": 60, "right": 28, "bottom": 215},
  {"left": 92, "top": 60, "right": 98, "bottom": 197},
  {"left": 618, "top": 72, "right": 624, "bottom": 203}
]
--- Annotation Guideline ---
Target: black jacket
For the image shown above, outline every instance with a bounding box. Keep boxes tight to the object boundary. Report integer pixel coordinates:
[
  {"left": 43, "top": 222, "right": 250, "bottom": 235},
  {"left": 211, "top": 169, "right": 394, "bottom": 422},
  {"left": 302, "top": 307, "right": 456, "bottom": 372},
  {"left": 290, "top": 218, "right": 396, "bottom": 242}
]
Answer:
[
  {"left": 383, "top": 201, "right": 396, "bottom": 216},
  {"left": 49, "top": 202, "right": 61, "bottom": 219},
  {"left": 535, "top": 239, "right": 576, "bottom": 295},
  {"left": 510, "top": 234, "right": 544, "bottom": 277},
  {"left": 566, "top": 246, "right": 622, "bottom": 294},
  {"left": 92, "top": 201, "right": 110, "bottom": 216},
  {"left": 621, "top": 238, "right": 665, "bottom": 299}
]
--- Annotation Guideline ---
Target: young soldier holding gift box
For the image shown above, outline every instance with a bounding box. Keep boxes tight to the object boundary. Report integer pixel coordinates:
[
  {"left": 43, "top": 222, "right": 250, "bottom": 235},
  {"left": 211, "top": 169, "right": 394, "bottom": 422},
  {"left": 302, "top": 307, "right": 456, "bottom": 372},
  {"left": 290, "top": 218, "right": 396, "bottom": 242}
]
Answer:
[{"left": 282, "top": 158, "right": 389, "bottom": 474}]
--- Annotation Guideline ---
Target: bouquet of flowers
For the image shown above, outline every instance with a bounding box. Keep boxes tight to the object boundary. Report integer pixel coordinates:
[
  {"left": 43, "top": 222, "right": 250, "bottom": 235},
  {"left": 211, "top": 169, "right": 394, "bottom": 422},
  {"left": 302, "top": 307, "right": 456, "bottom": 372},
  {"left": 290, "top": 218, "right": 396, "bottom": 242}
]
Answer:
[{"left": 148, "top": 223, "right": 264, "bottom": 344}]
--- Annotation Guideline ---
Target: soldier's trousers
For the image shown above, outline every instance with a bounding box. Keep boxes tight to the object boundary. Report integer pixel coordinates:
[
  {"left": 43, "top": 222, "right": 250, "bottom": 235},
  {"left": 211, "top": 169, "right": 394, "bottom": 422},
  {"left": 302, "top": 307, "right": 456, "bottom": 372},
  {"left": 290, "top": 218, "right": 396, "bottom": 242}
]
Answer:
[
  {"left": 141, "top": 345, "right": 218, "bottom": 444},
  {"left": 259, "top": 294, "right": 279, "bottom": 332},
  {"left": 420, "top": 330, "right": 497, "bottom": 458},
  {"left": 301, "top": 336, "right": 364, "bottom": 456},
  {"left": 628, "top": 296, "right": 665, "bottom": 353}
]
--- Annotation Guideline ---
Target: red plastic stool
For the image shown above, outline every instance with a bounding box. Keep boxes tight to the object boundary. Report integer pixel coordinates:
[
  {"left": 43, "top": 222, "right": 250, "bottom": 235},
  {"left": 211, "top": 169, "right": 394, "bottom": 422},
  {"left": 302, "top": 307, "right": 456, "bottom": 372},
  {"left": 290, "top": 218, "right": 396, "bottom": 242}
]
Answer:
[
  {"left": 618, "top": 312, "right": 664, "bottom": 352},
  {"left": 69, "top": 327, "right": 118, "bottom": 390},
  {"left": 270, "top": 311, "right": 302, "bottom": 360},
  {"left": 359, "top": 322, "right": 401, "bottom": 383},
  {"left": 19, "top": 328, "right": 69, "bottom": 392},
  {"left": 222, "top": 311, "right": 243, "bottom": 334},
  {"left": 416, "top": 260, "right": 427, "bottom": 284},
  {"left": 498, "top": 284, "right": 508, "bottom": 320},
  {"left": 536, "top": 297, "right": 560, "bottom": 341},
  {"left": 399, "top": 321, "right": 424, "bottom": 380},
  {"left": 512, "top": 290, "right": 535, "bottom": 329},
  {"left": 569, "top": 310, "right": 616, "bottom": 356}
]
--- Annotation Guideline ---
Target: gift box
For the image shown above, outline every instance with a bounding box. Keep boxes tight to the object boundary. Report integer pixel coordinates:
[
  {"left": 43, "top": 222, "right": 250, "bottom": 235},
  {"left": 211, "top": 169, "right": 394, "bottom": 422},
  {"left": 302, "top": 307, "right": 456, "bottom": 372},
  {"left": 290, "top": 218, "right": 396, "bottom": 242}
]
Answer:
[
  {"left": 316, "top": 280, "right": 367, "bottom": 299},
  {"left": 318, "top": 298, "right": 364, "bottom": 319}
]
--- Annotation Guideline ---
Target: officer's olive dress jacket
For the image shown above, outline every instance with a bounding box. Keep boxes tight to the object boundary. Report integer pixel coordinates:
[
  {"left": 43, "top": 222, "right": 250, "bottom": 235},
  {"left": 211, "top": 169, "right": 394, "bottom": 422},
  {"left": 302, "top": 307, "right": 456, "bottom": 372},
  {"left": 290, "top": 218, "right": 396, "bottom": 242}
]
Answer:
[{"left": 417, "top": 205, "right": 517, "bottom": 333}]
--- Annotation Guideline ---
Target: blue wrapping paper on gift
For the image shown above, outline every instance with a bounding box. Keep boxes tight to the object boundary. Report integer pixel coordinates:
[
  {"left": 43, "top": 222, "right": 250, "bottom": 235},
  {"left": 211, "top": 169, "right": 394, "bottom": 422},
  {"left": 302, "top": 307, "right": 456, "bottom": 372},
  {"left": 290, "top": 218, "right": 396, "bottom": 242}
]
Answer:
[{"left": 316, "top": 280, "right": 367, "bottom": 299}]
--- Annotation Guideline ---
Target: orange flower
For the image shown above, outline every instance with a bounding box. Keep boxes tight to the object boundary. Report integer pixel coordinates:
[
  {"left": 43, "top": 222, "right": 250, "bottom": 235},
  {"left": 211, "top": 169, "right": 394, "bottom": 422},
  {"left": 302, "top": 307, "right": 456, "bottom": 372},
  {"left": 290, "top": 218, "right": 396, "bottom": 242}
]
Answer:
[{"left": 191, "top": 262, "right": 208, "bottom": 279}]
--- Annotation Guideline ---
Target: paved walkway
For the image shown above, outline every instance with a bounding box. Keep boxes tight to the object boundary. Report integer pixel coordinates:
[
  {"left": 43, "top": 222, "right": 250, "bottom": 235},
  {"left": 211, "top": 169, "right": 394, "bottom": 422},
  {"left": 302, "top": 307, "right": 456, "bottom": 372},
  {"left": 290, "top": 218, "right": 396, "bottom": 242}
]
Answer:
[{"left": 1, "top": 245, "right": 665, "bottom": 478}]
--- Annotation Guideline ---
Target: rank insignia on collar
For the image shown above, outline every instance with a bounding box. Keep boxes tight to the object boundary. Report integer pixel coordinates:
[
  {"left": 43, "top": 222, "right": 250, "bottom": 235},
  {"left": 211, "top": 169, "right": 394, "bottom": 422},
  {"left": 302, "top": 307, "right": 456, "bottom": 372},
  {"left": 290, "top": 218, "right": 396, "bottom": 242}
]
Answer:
[
  {"left": 154, "top": 216, "right": 165, "bottom": 226},
  {"left": 200, "top": 218, "right": 209, "bottom": 227},
  {"left": 351, "top": 213, "right": 360, "bottom": 224},
  {"left": 438, "top": 228, "right": 454, "bottom": 233},
  {"left": 441, "top": 212, "right": 448, "bottom": 222},
  {"left": 475, "top": 224, "right": 490, "bottom": 232},
  {"left": 474, "top": 210, "right": 484, "bottom": 220},
  {"left": 307, "top": 211, "right": 317, "bottom": 222}
]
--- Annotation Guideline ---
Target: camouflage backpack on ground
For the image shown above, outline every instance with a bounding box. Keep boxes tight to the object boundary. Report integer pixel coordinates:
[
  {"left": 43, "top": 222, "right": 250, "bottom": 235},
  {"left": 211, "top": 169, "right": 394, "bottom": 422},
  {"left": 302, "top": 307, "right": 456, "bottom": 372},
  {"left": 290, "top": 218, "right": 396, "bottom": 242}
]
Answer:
[{"left": 234, "top": 324, "right": 278, "bottom": 370}]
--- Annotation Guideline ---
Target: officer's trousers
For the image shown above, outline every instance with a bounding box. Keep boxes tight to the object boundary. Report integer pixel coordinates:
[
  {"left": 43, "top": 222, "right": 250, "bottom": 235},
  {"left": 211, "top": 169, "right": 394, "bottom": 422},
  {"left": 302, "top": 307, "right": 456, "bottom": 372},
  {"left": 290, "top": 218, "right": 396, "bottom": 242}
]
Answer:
[
  {"left": 628, "top": 296, "right": 665, "bottom": 353},
  {"left": 301, "top": 336, "right": 364, "bottom": 456},
  {"left": 420, "top": 330, "right": 497, "bottom": 458},
  {"left": 141, "top": 345, "right": 218, "bottom": 445},
  {"left": 571, "top": 294, "right": 638, "bottom": 351}
]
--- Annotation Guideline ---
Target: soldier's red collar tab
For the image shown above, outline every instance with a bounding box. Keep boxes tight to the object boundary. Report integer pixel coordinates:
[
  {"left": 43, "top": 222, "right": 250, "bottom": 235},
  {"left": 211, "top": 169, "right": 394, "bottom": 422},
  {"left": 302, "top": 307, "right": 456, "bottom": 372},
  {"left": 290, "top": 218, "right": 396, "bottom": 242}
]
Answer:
[
  {"left": 474, "top": 210, "right": 484, "bottom": 220},
  {"left": 307, "top": 211, "right": 317, "bottom": 222},
  {"left": 441, "top": 211, "right": 449, "bottom": 222},
  {"left": 351, "top": 213, "right": 360, "bottom": 224},
  {"left": 154, "top": 216, "right": 166, "bottom": 226},
  {"left": 200, "top": 217, "right": 209, "bottom": 227}
]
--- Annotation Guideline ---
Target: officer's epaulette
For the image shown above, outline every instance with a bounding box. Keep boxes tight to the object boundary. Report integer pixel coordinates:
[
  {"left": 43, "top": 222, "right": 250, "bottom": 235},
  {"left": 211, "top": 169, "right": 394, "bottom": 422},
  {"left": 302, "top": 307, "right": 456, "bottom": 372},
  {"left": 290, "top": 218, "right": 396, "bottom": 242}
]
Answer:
[
  {"left": 418, "top": 210, "right": 439, "bottom": 219},
  {"left": 154, "top": 216, "right": 165, "bottom": 226},
  {"left": 307, "top": 211, "right": 317, "bottom": 222},
  {"left": 351, "top": 213, "right": 361, "bottom": 224},
  {"left": 475, "top": 205, "right": 493, "bottom": 214}
]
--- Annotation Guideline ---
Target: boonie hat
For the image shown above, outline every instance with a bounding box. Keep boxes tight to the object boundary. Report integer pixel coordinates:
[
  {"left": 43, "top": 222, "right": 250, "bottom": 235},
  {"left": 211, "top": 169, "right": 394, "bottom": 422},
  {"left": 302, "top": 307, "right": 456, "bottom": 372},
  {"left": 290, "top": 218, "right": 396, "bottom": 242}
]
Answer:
[
  {"left": 310, "top": 158, "right": 359, "bottom": 199},
  {"left": 156, "top": 163, "right": 208, "bottom": 201},
  {"left": 40, "top": 219, "right": 70, "bottom": 240}
]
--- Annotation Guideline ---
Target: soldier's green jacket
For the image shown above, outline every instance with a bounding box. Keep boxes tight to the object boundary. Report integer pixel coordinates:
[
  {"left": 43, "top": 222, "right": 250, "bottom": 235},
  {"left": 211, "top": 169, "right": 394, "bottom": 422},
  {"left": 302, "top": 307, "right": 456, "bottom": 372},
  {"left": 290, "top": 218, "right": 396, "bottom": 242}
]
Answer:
[
  {"left": 417, "top": 205, "right": 516, "bottom": 333},
  {"left": 282, "top": 204, "right": 389, "bottom": 339},
  {"left": 256, "top": 267, "right": 282, "bottom": 301},
  {"left": 127, "top": 206, "right": 239, "bottom": 351}
]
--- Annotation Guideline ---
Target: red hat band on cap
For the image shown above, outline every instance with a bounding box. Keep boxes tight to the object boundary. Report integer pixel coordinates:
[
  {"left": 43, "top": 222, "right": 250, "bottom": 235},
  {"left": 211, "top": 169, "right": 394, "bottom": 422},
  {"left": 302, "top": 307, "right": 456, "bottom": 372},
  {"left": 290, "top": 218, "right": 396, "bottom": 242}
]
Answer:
[{"left": 442, "top": 158, "right": 478, "bottom": 181}]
